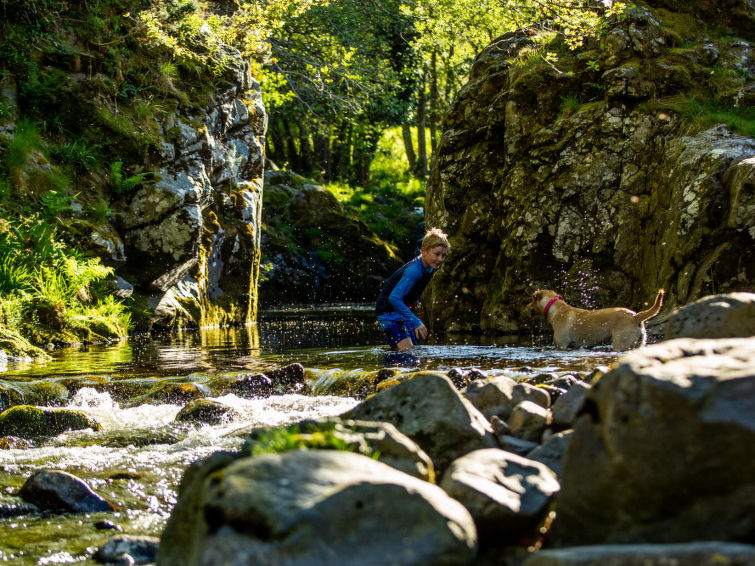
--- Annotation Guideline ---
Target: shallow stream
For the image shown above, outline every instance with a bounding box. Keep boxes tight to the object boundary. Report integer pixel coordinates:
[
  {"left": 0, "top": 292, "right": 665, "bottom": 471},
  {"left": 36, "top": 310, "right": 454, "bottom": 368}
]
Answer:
[{"left": 0, "top": 305, "right": 619, "bottom": 565}]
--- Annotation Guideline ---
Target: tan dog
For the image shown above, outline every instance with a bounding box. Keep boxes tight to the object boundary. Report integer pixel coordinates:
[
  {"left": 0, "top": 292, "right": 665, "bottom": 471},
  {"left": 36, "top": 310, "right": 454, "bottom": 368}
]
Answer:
[{"left": 528, "top": 289, "right": 665, "bottom": 351}]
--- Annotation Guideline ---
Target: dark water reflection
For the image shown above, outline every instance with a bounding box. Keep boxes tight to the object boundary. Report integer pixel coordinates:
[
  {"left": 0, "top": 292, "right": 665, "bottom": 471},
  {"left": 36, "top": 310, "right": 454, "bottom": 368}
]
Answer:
[{"left": 1, "top": 304, "right": 617, "bottom": 380}]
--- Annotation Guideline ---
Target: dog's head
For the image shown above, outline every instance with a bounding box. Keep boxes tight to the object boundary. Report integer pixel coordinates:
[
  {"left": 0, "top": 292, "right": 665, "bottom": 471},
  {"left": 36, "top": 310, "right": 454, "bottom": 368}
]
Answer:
[{"left": 527, "top": 289, "right": 560, "bottom": 316}]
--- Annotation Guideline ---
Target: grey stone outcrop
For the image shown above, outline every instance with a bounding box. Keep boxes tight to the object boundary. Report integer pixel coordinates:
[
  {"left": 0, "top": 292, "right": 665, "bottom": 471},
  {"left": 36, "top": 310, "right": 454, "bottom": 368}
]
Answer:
[
  {"left": 522, "top": 542, "right": 755, "bottom": 566},
  {"left": 423, "top": 3, "right": 755, "bottom": 336},
  {"left": 528, "top": 430, "right": 573, "bottom": 477},
  {"left": 462, "top": 376, "right": 550, "bottom": 421},
  {"left": 94, "top": 535, "right": 159, "bottom": 565},
  {"left": 554, "top": 337, "right": 755, "bottom": 544},
  {"left": 666, "top": 292, "right": 755, "bottom": 339},
  {"left": 440, "top": 448, "right": 559, "bottom": 546},
  {"left": 157, "top": 450, "right": 478, "bottom": 566}
]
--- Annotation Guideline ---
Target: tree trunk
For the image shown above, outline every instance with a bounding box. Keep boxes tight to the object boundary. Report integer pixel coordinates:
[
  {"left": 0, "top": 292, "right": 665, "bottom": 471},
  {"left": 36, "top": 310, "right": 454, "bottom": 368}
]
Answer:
[
  {"left": 330, "top": 121, "right": 352, "bottom": 182},
  {"left": 402, "top": 123, "right": 417, "bottom": 172},
  {"left": 415, "top": 71, "right": 427, "bottom": 177},
  {"left": 267, "top": 114, "right": 285, "bottom": 166},
  {"left": 430, "top": 50, "right": 439, "bottom": 154},
  {"left": 299, "top": 119, "right": 314, "bottom": 175},
  {"left": 354, "top": 127, "right": 380, "bottom": 186},
  {"left": 282, "top": 119, "right": 299, "bottom": 170},
  {"left": 313, "top": 129, "right": 330, "bottom": 182}
]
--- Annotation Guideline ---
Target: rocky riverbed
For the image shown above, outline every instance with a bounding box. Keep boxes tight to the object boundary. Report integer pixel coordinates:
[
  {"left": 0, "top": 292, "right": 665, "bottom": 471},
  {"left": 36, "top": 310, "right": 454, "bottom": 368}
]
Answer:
[{"left": 1, "top": 293, "right": 753, "bottom": 565}]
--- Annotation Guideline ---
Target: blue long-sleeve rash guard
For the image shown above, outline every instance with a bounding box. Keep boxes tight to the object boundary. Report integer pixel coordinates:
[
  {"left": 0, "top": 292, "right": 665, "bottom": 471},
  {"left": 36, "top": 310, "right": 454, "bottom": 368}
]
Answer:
[{"left": 376, "top": 256, "right": 435, "bottom": 330}]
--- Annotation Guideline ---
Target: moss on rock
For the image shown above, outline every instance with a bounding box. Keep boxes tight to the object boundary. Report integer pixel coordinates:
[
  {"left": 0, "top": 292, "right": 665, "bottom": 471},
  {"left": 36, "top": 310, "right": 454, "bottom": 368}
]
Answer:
[{"left": 0, "top": 405, "right": 101, "bottom": 439}]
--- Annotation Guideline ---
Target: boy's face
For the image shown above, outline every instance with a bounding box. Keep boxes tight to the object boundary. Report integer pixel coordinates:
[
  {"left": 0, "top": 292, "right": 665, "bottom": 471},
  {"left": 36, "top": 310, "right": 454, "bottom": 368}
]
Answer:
[{"left": 421, "top": 244, "right": 448, "bottom": 270}]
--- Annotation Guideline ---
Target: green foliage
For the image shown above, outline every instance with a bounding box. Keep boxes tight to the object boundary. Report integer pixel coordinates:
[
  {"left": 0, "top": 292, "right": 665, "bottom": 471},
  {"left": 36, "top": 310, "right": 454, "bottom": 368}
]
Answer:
[
  {"left": 109, "top": 161, "right": 155, "bottom": 194},
  {"left": 0, "top": 212, "right": 131, "bottom": 343},
  {"left": 40, "top": 190, "right": 76, "bottom": 219},
  {"left": 86, "top": 199, "right": 115, "bottom": 223},
  {"left": 5, "top": 119, "right": 42, "bottom": 170},
  {"left": 0, "top": 178, "right": 12, "bottom": 203},
  {"left": 559, "top": 94, "right": 581, "bottom": 115},
  {"left": 245, "top": 422, "right": 378, "bottom": 459},
  {"left": 322, "top": 127, "right": 425, "bottom": 257},
  {"left": 682, "top": 100, "right": 755, "bottom": 138},
  {"left": 49, "top": 139, "right": 101, "bottom": 171}
]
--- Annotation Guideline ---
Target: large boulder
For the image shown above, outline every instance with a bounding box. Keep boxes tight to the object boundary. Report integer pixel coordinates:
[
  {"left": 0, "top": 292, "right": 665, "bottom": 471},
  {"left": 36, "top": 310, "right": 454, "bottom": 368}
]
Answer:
[
  {"left": 553, "top": 338, "right": 755, "bottom": 544},
  {"left": 158, "top": 449, "right": 478, "bottom": 566},
  {"left": 522, "top": 542, "right": 755, "bottom": 566},
  {"left": 423, "top": 4, "right": 755, "bottom": 336},
  {"left": 440, "top": 448, "right": 559, "bottom": 546},
  {"left": 342, "top": 374, "right": 498, "bottom": 473},
  {"left": 462, "top": 376, "right": 550, "bottom": 421},
  {"left": 666, "top": 292, "right": 755, "bottom": 339}
]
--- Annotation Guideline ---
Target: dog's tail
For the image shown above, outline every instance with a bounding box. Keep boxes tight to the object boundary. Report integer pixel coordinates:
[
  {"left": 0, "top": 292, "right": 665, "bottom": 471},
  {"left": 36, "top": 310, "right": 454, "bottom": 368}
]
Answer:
[{"left": 635, "top": 289, "right": 665, "bottom": 323}]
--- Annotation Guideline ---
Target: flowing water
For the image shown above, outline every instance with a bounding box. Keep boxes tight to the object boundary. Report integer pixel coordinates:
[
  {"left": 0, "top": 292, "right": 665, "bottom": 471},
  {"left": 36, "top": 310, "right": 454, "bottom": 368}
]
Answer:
[{"left": 0, "top": 305, "right": 619, "bottom": 565}]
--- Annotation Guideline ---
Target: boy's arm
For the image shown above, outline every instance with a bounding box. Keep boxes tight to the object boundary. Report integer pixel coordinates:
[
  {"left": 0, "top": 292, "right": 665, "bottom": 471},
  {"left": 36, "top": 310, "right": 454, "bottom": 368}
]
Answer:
[{"left": 388, "top": 266, "right": 424, "bottom": 329}]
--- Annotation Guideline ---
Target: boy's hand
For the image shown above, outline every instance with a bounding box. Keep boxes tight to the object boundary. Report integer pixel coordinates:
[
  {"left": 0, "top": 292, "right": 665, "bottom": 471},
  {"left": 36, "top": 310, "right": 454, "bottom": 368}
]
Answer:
[{"left": 415, "top": 323, "right": 428, "bottom": 340}]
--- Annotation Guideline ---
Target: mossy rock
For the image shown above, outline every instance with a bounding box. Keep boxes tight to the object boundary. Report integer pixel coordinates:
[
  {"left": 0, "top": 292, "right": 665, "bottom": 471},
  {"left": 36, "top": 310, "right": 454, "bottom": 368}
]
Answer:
[
  {"left": 0, "top": 405, "right": 101, "bottom": 439},
  {"left": 0, "top": 384, "right": 24, "bottom": 413},
  {"left": 174, "top": 399, "right": 240, "bottom": 425},
  {"left": 0, "top": 325, "right": 51, "bottom": 361},
  {"left": 126, "top": 382, "right": 204, "bottom": 407},
  {"left": 21, "top": 380, "right": 70, "bottom": 407}
]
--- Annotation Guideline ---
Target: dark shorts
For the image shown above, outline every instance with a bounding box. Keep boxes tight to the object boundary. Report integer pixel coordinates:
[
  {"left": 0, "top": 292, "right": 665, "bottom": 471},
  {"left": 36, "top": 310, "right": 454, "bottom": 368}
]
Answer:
[{"left": 378, "top": 318, "right": 417, "bottom": 350}]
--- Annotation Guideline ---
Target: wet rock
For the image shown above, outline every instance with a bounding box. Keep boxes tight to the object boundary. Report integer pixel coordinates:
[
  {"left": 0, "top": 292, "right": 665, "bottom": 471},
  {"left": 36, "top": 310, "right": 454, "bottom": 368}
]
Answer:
[
  {"left": 666, "top": 292, "right": 755, "bottom": 339},
  {"left": 447, "top": 368, "right": 470, "bottom": 388},
  {"left": 554, "top": 337, "right": 755, "bottom": 544},
  {"left": 267, "top": 362, "right": 305, "bottom": 391},
  {"left": 158, "top": 450, "right": 477, "bottom": 566},
  {"left": 174, "top": 399, "right": 240, "bottom": 425},
  {"left": 305, "top": 367, "right": 384, "bottom": 398},
  {"left": 138, "top": 382, "right": 204, "bottom": 406},
  {"left": 462, "top": 376, "right": 550, "bottom": 422},
  {"left": 94, "top": 534, "right": 159, "bottom": 565},
  {"left": 343, "top": 373, "right": 497, "bottom": 473},
  {"left": 521, "top": 541, "right": 755, "bottom": 566},
  {"left": 0, "top": 500, "right": 39, "bottom": 518},
  {"left": 0, "top": 384, "right": 24, "bottom": 414},
  {"left": 528, "top": 430, "right": 573, "bottom": 477},
  {"left": 94, "top": 520, "right": 123, "bottom": 531},
  {"left": 19, "top": 470, "right": 114, "bottom": 513},
  {"left": 508, "top": 401, "right": 552, "bottom": 442},
  {"left": 582, "top": 366, "right": 610, "bottom": 385},
  {"left": 0, "top": 436, "right": 32, "bottom": 449},
  {"left": 440, "top": 448, "right": 559, "bottom": 546},
  {"left": 0, "top": 405, "right": 101, "bottom": 439},
  {"left": 228, "top": 372, "right": 273, "bottom": 398},
  {"left": 551, "top": 382, "right": 591, "bottom": 429}
]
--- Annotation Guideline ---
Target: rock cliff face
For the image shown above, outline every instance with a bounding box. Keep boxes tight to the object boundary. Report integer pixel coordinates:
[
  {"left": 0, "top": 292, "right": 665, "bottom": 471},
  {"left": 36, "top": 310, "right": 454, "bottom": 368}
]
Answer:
[
  {"left": 76, "top": 49, "right": 266, "bottom": 331},
  {"left": 424, "top": 1, "right": 755, "bottom": 335}
]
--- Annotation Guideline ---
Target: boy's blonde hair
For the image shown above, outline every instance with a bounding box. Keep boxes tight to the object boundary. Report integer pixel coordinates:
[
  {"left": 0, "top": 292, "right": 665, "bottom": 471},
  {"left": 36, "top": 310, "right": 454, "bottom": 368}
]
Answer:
[{"left": 421, "top": 227, "right": 450, "bottom": 250}]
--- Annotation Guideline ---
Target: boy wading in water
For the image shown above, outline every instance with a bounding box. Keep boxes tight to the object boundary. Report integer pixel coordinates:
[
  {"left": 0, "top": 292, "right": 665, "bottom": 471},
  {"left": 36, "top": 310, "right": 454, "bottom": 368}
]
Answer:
[{"left": 376, "top": 228, "right": 450, "bottom": 350}]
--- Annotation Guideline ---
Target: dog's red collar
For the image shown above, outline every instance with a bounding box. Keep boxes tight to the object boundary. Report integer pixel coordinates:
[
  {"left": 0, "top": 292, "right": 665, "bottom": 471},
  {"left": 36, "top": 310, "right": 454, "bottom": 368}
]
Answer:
[{"left": 543, "top": 296, "right": 563, "bottom": 317}]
